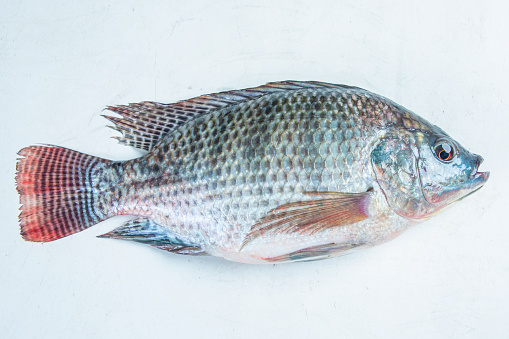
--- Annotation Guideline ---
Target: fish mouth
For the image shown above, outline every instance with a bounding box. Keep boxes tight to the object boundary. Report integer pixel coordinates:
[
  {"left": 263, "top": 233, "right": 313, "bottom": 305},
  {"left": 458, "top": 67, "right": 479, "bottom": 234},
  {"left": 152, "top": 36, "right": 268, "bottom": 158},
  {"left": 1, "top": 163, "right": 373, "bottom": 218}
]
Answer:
[
  {"left": 455, "top": 164, "right": 489, "bottom": 202},
  {"left": 471, "top": 171, "right": 490, "bottom": 181},
  {"left": 462, "top": 156, "right": 489, "bottom": 201},
  {"left": 469, "top": 156, "right": 490, "bottom": 183}
]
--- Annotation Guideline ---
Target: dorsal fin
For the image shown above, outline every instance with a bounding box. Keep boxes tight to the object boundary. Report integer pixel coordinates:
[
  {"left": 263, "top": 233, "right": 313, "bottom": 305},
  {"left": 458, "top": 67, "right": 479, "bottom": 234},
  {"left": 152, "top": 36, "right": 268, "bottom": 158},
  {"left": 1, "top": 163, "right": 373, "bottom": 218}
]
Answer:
[{"left": 104, "top": 81, "right": 356, "bottom": 151}]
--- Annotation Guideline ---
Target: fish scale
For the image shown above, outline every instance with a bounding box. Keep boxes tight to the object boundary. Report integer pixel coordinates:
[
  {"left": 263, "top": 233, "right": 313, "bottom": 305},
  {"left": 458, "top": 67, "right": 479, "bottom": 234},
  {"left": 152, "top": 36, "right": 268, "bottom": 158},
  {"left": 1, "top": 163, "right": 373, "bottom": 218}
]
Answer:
[
  {"left": 16, "top": 81, "right": 489, "bottom": 264},
  {"left": 109, "top": 88, "right": 401, "bottom": 252}
]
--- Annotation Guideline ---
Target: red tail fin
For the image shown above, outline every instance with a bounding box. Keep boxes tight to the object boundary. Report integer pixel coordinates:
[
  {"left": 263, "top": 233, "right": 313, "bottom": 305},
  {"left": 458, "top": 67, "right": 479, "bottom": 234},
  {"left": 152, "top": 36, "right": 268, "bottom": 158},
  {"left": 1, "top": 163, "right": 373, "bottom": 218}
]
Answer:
[{"left": 16, "top": 145, "right": 112, "bottom": 242}]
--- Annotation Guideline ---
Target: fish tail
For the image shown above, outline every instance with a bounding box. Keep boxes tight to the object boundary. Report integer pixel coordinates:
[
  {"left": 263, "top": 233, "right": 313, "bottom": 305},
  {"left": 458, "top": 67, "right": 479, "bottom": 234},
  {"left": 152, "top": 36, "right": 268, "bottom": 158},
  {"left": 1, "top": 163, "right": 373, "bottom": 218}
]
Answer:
[{"left": 16, "top": 145, "right": 114, "bottom": 242}]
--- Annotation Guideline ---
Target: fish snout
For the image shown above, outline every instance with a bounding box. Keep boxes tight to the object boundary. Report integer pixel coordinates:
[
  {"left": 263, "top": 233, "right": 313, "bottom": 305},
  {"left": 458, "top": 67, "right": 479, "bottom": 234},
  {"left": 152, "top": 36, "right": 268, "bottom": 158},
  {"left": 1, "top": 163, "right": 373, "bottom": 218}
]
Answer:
[{"left": 470, "top": 154, "right": 489, "bottom": 182}]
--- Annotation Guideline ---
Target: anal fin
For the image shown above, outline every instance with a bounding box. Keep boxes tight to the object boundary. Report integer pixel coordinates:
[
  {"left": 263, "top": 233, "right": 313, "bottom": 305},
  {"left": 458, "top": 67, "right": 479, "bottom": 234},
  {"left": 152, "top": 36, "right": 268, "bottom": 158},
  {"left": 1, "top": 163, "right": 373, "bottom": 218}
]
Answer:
[{"left": 98, "top": 218, "right": 207, "bottom": 256}]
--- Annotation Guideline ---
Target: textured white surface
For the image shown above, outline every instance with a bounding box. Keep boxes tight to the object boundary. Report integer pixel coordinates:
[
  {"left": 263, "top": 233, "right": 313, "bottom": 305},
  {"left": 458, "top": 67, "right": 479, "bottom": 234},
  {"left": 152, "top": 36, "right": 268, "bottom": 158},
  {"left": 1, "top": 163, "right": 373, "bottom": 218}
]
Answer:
[{"left": 1, "top": 1, "right": 507, "bottom": 338}]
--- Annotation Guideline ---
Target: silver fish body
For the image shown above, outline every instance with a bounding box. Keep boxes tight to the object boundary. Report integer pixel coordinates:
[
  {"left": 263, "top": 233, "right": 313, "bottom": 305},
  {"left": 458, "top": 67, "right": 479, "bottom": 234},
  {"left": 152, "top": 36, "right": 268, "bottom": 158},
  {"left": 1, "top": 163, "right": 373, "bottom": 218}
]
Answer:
[{"left": 16, "top": 81, "right": 489, "bottom": 264}]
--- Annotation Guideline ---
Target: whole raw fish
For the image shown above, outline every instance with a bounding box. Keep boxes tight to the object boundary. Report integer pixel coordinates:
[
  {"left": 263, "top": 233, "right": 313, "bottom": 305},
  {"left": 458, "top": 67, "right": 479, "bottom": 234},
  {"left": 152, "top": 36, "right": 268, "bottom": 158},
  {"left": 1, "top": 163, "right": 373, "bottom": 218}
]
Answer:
[{"left": 16, "top": 81, "right": 489, "bottom": 264}]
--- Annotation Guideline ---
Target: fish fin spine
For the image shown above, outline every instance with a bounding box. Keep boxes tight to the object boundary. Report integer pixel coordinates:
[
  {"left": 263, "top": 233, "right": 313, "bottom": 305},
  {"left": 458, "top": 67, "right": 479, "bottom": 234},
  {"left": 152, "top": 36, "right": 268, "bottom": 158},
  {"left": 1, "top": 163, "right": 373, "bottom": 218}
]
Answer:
[
  {"left": 98, "top": 218, "right": 208, "bottom": 256},
  {"left": 104, "top": 81, "right": 358, "bottom": 151},
  {"left": 16, "top": 145, "right": 112, "bottom": 242}
]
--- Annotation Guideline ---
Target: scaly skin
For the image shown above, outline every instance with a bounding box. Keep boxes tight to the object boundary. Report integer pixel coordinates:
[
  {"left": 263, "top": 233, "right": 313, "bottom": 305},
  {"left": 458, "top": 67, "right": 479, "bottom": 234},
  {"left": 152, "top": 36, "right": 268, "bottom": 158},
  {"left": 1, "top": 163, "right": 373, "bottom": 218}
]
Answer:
[{"left": 98, "top": 87, "right": 434, "bottom": 263}]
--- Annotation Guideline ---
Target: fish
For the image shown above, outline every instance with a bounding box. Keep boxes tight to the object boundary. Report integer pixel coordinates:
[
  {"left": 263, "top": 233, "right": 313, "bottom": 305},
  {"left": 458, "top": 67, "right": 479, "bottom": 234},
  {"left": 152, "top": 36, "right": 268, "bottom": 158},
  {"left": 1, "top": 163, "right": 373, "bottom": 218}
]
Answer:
[{"left": 15, "top": 81, "right": 489, "bottom": 264}]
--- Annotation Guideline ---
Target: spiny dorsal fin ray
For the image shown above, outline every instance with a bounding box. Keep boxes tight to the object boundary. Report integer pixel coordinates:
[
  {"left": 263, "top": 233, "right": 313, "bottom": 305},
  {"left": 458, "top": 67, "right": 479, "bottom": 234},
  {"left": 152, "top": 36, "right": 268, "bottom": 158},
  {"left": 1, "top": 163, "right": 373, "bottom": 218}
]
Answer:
[
  {"left": 241, "top": 190, "right": 372, "bottom": 249},
  {"left": 104, "top": 81, "right": 358, "bottom": 151}
]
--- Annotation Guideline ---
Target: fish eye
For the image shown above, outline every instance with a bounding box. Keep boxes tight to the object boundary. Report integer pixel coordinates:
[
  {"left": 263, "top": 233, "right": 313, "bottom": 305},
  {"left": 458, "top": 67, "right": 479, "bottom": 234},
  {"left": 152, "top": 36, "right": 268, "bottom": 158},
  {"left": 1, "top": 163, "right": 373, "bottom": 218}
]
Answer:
[{"left": 433, "top": 140, "right": 455, "bottom": 162}]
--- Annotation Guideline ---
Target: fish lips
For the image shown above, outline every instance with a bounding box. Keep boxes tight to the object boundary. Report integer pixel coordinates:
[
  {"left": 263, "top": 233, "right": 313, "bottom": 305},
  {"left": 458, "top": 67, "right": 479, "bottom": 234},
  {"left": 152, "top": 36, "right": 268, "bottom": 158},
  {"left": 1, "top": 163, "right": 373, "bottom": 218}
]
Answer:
[
  {"left": 469, "top": 156, "right": 490, "bottom": 187},
  {"left": 457, "top": 157, "right": 490, "bottom": 201}
]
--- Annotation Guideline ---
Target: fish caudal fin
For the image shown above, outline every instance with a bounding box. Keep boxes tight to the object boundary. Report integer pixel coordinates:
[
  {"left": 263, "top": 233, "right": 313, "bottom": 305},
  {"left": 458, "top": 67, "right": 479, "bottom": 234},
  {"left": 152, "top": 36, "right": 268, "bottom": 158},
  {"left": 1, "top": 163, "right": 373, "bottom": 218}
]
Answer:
[{"left": 16, "top": 145, "right": 112, "bottom": 242}]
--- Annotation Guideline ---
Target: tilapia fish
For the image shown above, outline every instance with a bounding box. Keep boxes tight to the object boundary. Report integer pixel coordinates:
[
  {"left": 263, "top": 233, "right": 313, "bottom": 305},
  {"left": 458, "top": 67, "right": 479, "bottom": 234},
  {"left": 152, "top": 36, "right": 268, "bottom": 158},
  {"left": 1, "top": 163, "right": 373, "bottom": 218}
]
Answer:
[{"left": 16, "top": 81, "right": 489, "bottom": 264}]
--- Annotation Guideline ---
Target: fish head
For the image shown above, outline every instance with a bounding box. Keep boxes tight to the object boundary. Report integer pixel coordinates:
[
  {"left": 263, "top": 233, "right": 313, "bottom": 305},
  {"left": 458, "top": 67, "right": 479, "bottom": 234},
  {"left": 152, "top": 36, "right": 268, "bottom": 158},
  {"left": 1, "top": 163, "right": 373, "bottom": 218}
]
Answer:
[
  {"left": 414, "top": 128, "right": 489, "bottom": 218},
  {"left": 372, "top": 127, "right": 489, "bottom": 220}
]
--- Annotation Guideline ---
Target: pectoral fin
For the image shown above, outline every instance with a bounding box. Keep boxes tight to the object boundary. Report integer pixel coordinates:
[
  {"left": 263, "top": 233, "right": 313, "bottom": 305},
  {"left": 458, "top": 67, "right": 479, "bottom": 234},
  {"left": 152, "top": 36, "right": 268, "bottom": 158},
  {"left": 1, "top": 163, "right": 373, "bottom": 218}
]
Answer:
[{"left": 242, "top": 191, "right": 372, "bottom": 248}]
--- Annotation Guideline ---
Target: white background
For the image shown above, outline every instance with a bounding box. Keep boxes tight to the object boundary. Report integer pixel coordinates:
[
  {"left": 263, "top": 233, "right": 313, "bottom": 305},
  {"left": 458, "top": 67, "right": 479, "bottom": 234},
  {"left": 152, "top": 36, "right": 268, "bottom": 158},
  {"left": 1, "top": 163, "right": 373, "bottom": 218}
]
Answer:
[{"left": 1, "top": 1, "right": 508, "bottom": 338}]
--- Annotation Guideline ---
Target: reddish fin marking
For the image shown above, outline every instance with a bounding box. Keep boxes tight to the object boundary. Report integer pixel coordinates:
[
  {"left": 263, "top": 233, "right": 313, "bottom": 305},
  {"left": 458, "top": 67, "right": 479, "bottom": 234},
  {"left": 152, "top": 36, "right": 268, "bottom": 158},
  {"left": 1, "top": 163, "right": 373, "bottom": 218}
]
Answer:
[
  {"left": 16, "top": 145, "right": 111, "bottom": 242},
  {"left": 241, "top": 191, "right": 372, "bottom": 248}
]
